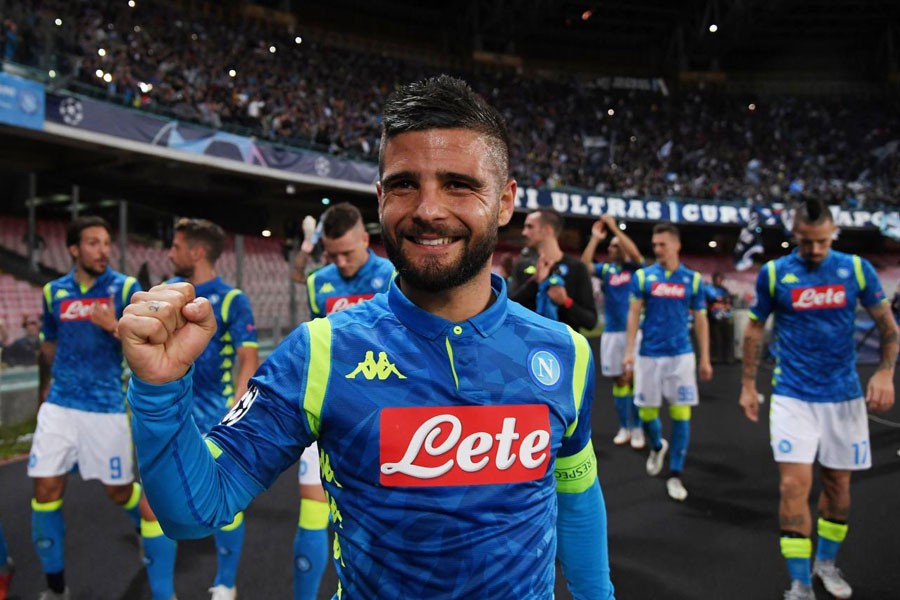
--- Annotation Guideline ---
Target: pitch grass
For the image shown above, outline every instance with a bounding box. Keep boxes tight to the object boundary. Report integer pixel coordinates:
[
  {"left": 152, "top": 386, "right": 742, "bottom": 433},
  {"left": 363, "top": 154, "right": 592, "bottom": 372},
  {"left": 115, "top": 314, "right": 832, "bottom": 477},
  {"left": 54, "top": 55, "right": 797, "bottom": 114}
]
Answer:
[{"left": 0, "top": 416, "right": 35, "bottom": 461}]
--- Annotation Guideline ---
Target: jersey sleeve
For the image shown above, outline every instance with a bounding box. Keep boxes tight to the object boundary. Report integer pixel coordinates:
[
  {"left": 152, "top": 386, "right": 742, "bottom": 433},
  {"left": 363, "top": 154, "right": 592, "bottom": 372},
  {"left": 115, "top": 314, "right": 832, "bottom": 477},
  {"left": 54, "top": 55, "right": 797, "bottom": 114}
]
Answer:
[
  {"left": 593, "top": 263, "right": 608, "bottom": 279},
  {"left": 856, "top": 256, "right": 886, "bottom": 308},
  {"left": 690, "top": 272, "right": 707, "bottom": 312},
  {"left": 225, "top": 291, "right": 258, "bottom": 348},
  {"left": 118, "top": 276, "right": 141, "bottom": 318},
  {"left": 40, "top": 283, "right": 57, "bottom": 342},
  {"left": 629, "top": 268, "right": 646, "bottom": 302},
  {"left": 306, "top": 271, "right": 324, "bottom": 319},
  {"left": 749, "top": 261, "right": 776, "bottom": 321},
  {"left": 129, "top": 325, "right": 317, "bottom": 538}
]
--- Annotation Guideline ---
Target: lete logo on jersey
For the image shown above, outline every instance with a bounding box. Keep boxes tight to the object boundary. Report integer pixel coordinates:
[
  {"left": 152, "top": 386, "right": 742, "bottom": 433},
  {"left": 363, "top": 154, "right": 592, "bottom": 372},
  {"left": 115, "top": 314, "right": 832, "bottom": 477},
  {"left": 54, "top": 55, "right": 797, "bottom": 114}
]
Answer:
[
  {"left": 379, "top": 405, "right": 551, "bottom": 487},
  {"left": 59, "top": 297, "right": 110, "bottom": 321},
  {"left": 326, "top": 293, "right": 375, "bottom": 314},
  {"left": 608, "top": 271, "right": 632, "bottom": 286},
  {"left": 791, "top": 285, "right": 847, "bottom": 310},
  {"left": 650, "top": 282, "right": 686, "bottom": 298}
]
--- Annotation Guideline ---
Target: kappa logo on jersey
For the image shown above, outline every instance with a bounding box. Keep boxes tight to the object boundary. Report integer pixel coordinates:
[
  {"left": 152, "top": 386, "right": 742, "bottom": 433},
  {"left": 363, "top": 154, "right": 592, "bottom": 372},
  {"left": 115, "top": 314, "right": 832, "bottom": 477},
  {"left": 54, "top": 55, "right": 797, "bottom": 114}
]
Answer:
[
  {"left": 346, "top": 351, "right": 407, "bottom": 380},
  {"left": 650, "top": 282, "right": 686, "bottom": 298},
  {"left": 379, "top": 404, "right": 551, "bottom": 487},
  {"left": 608, "top": 271, "right": 632, "bottom": 286},
  {"left": 54, "top": 289, "right": 70, "bottom": 300},
  {"left": 319, "top": 282, "right": 336, "bottom": 294},
  {"left": 781, "top": 273, "right": 800, "bottom": 284},
  {"left": 220, "top": 385, "right": 259, "bottom": 426},
  {"left": 326, "top": 293, "right": 375, "bottom": 314},
  {"left": 59, "top": 298, "right": 110, "bottom": 321},
  {"left": 791, "top": 285, "right": 847, "bottom": 310}
]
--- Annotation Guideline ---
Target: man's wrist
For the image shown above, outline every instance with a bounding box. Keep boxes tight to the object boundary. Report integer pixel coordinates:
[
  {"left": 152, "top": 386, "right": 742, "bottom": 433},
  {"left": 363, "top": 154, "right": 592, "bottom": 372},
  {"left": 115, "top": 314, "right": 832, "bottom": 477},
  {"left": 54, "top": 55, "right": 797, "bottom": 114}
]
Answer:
[{"left": 563, "top": 297, "right": 574, "bottom": 309}]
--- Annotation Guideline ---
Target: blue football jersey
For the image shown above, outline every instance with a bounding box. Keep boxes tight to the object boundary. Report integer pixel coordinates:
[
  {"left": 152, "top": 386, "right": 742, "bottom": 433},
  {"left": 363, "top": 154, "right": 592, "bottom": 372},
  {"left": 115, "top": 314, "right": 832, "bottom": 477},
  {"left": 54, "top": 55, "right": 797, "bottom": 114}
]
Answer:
[
  {"left": 131, "top": 275, "right": 604, "bottom": 599},
  {"left": 41, "top": 267, "right": 141, "bottom": 413},
  {"left": 307, "top": 250, "right": 394, "bottom": 318},
  {"left": 631, "top": 263, "right": 705, "bottom": 357},
  {"left": 750, "top": 250, "right": 885, "bottom": 402},
  {"left": 168, "top": 276, "right": 258, "bottom": 432},
  {"left": 594, "top": 261, "right": 640, "bottom": 333}
]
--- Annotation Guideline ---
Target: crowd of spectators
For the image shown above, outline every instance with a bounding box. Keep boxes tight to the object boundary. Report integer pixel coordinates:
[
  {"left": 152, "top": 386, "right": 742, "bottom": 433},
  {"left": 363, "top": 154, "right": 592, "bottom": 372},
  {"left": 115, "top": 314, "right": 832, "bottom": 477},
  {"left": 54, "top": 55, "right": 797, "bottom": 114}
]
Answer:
[{"left": 2, "top": 0, "right": 899, "bottom": 207}]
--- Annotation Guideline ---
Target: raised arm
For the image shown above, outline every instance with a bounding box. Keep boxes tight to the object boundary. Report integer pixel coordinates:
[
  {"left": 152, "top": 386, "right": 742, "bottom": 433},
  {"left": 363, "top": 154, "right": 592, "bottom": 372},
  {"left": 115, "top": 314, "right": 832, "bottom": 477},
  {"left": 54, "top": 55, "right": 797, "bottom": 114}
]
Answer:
[
  {"left": 603, "top": 214, "right": 642, "bottom": 264},
  {"left": 580, "top": 220, "right": 607, "bottom": 270}
]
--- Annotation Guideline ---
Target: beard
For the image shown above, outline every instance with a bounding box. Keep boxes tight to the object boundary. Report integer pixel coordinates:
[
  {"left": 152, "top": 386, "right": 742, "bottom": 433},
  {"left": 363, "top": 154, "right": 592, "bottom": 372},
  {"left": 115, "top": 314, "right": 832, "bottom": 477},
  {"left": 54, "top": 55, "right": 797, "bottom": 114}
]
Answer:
[
  {"left": 80, "top": 260, "right": 107, "bottom": 278},
  {"left": 383, "top": 222, "right": 497, "bottom": 293},
  {"left": 173, "top": 263, "right": 194, "bottom": 279}
]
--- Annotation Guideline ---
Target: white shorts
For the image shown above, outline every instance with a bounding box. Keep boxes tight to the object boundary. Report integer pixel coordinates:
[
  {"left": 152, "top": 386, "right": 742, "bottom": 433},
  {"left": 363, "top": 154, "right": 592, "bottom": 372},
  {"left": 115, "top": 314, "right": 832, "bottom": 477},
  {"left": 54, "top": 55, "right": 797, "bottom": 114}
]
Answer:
[
  {"left": 600, "top": 331, "right": 641, "bottom": 378},
  {"left": 297, "top": 442, "right": 321, "bottom": 485},
  {"left": 28, "top": 403, "right": 135, "bottom": 485},
  {"left": 770, "top": 395, "right": 871, "bottom": 470},
  {"left": 634, "top": 353, "right": 698, "bottom": 408}
]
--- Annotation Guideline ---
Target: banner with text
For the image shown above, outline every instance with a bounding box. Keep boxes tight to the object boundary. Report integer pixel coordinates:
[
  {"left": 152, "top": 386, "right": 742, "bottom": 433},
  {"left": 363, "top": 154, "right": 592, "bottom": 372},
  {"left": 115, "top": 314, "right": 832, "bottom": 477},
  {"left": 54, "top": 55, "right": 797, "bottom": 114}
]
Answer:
[{"left": 0, "top": 72, "right": 44, "bottom": 131}]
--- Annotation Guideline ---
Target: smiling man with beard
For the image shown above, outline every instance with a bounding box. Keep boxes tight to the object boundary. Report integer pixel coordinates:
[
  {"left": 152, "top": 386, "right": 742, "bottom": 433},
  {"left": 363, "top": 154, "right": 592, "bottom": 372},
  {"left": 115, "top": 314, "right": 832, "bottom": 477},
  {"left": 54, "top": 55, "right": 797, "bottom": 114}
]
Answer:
[{"left": 119, "top": 75, "right": 615, "bottom": 600}]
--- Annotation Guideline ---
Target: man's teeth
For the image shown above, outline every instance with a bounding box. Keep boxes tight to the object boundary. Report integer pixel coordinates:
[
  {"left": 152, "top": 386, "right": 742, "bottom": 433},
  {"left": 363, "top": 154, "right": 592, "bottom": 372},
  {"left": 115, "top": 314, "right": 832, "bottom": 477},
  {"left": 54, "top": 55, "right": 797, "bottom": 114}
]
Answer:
[{"left": 415, "top": 237, "right": 453, "bottom": 246}]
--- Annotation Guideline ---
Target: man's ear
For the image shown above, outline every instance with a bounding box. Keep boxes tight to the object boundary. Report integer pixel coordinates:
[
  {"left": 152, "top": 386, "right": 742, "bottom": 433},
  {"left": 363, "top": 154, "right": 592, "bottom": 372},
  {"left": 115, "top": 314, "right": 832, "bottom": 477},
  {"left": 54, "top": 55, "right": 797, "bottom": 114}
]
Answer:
[{"left": 497, "top": 178, "right": 517, "bottom": 227}]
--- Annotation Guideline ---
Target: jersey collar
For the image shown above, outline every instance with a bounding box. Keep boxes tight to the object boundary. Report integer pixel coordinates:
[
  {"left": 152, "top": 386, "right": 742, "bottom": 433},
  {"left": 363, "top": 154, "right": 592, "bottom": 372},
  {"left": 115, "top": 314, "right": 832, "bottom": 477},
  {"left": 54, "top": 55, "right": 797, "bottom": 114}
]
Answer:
[{"left": 387, "top": 273, "right": 509, "bottom": 341}]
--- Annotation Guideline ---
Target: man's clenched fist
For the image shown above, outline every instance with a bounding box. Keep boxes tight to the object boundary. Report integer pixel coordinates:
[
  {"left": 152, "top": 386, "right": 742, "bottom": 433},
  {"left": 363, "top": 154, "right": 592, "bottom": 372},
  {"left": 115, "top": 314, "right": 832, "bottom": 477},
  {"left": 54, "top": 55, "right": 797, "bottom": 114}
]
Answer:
[{"left": 119, "top": 282, "right": 217, "bottom": 385}]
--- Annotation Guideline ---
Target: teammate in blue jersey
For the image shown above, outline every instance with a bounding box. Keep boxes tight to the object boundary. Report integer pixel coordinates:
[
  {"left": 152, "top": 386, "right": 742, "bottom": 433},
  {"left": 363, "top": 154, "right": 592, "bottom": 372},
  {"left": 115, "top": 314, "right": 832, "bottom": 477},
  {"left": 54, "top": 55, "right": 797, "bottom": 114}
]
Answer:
[
  {"left": 581, "top": 214, "right": 645, "bottom": 449},
  {"left": 624, "top": 222, "right": 712, "bottom": 502},
  {"left": 294, "top": 202, "right": 394, "bottom": 600},
  {"left": 739, "top": 199, "right": 897, "bottom": 600},
  {"left": 30, "top": 216, "right": 176, "bottom": 600},
  {"left": 120, "top": 75, "right": 614, "bottom": 599},
  {"left": 166, "top": 218, "right": 260, "bottom": 600}
]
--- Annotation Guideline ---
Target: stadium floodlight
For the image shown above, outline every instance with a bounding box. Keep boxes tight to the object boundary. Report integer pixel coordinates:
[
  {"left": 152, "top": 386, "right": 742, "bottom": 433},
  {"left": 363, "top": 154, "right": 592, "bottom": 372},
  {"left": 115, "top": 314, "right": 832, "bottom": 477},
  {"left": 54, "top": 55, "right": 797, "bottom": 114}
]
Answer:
[
  {"left": 619, "top": 223, "right": 627, "bottom": 230},
  {"left": 54, "top": 18, "right": 62, "bottom": 26},
  {"left": 229, "top": 69, "right": 237, "bottom": 77},
  {"left": 128, "top": 0, "right": 136, "bottom": 7},
  {"left": 262, "top": 229, "right": 272, "bottom": 238},
  {"left": 103, "top": 73, "right": 113, "bottom": 83},
  {"left": 708, "top": 240, "right": 718, "bottom": 248},
  {"left": 709, "top": 24, "right": 718, "bottom": 33},
  {"left": 95, "top": 69, "right": 104, "bottom": 78},
  {"left": 48, "top": 70, "right": 56, "bottom": 78},
  {"left": 322, "top": 197, "right": 331, "bottom": 205},
  {"left": 781, "top": 241, "right": 790, "bottom": 249},
  {"left": 98, "top": 48, "right": 106, "bottom": 57},
  {"left": 269, "top": 45, "right": 277, "bottom": 53},
  {"left": 607, "top": 108, "right": 615, "bottom": 116},
  {"left": 748, "top": 103, "right": 757, "bottom": 112},
  {"left": 295, "top": 36, "right": 303, "bottom": 44},
  {"left": 134, "top": 25, "right": 141, "bottom": 32}
]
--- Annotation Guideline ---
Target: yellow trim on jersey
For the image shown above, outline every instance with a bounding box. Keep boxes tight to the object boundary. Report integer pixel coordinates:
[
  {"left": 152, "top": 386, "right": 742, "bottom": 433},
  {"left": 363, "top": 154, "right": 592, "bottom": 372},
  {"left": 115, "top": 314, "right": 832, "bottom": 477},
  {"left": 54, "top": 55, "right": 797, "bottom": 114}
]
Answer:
[
  {"left": 32, "top": 498, "right": 63, "bottom": 511},
  {"left": 692, "top": 271, "right": 701, "bottom": 295},
  {"left": 220, "top": 511, "right": 244, "bottom": 532},
  {"left": 636, "top": 269, "right": 646, "bottom": 292},
  {"left": 299, "top": 498, "right": 330, "bottom": 530},
  {"left": 669, "top": 405, "right": 691, "bottom": 421},
  {"left": 307, "top": 271, "right": 321, "bottom": 316},
  {"left": 304, "top": 318, "right": 332, "bottom": 437},
  {"left": 241, "top": 341, "right": 259, "bottom": 348},
  {"left": 122, "top": 276, "right": 137, "bottom": 305},
  {"left": 766, "top": 261, "right": 776, "bottom": 297},
  {"left": 221, "top": 288, "right": 243, "bottom": 323},
  {"left": 780, "top": 537, "right": 812, "bottom": 559},
  {"left": 852, "top": 255, "right": 865, "bottom": 291},
  {"left": 555, "top": 439, "right": 597, "bottom": 494},
  {"left": 564, "top": 326, "right": 591, "bottom": 438},
  {"left": 43, "top": 282, "right": 53, "bottom": 307},
  {"left": 445, "top": 337, "right": 459, "bottom": 391},
  {"left": 205, "top": 438, "right": 223, "bottom": 459}
]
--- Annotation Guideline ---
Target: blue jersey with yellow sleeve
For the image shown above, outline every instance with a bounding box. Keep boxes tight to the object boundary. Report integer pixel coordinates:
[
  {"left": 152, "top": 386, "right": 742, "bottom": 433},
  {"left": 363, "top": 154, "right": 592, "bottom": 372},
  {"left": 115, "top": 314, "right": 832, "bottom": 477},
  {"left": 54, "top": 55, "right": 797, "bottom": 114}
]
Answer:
[
  {"left": 750, "top": 249, "right": 885, "bottom": 403},
  {"left": 41, "top": 267, "right": 140, "bottom": 413},
  {"left": 168, "top": 276, "right": 258, "bottom": 432},
  {"left": 630, "top": 263, "right": 705, "bottom": 357},
  {"left": 128, "top": 274, "right": 613, "bottom": 599},
  {"left": 306, "top": 250, "right": 394, "bottom": 319},
  {"left": 594, "top": 261, "right": 640, "bottom": 333}
]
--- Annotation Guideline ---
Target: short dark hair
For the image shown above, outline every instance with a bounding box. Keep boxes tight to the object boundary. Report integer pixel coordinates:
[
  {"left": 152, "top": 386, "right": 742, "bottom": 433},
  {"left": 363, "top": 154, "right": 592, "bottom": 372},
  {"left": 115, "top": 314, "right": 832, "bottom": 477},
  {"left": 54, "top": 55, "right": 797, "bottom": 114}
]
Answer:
[
  {"left": 67, "top": 216, "right": 112, "bottom": 247},
  {"left": 174, "top": 217, "right": 225, "bottom": 262},
  {"left": 532, "top": 208, "right": 564, "bottom": 236},
  {"left": 794, "top": 198, "right": 833, "bottom": 227},
  {"left": 321, "top": 202, "right": 363, "bottom": 240},
  {"left": 652, "top": 222, "right": 680, "bottom": 239},
  {"left": 378, "top": 75, "right": 510, "bottom": 184}
]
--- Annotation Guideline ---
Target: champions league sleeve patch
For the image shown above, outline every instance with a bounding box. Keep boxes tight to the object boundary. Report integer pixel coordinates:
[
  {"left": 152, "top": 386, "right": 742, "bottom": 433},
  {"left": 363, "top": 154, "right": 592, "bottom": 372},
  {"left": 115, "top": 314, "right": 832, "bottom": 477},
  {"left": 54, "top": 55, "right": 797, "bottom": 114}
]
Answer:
[{"left": 220, "top": 385, "right": 259, "bottom": 426}]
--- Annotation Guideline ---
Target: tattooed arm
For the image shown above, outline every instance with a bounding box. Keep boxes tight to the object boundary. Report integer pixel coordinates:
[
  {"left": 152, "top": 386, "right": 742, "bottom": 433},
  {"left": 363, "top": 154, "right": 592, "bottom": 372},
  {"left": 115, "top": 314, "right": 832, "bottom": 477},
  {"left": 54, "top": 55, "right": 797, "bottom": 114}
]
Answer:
[
  {"left": 739, "top": 318, "right": 767, "bottom": 422},
  {"left": 865, "top": 301, "right": 898, "bottom": 412}
]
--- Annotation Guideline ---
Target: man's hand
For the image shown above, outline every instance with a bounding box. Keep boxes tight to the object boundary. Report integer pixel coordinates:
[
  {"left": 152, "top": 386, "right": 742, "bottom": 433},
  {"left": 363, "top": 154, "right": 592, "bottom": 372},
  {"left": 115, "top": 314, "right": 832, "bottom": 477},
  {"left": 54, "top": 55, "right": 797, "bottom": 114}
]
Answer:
[
  {"left": 739, "top": 383, "right": 760, "bottom": 422},
  {"left": 119, "top": 282, "right": 217, "bottom": 385},
  {"left": 600, "top": 214, "right": 618, "bottom": 232},
  {"left": 622, "top": 352, "right": 635, "bottom": 376},
  {"left": 590, "top": 219, "right": 608, "bottom": 241},
  {"left": 866, "top": 369, "right": 895, "bottom": 412},
  {"left": 547, "top": 284, "right": 568, "bottom": 306},
  {"left": 699, "top": 360, "right": 713, "bottom": 383},
  {"left": 535, "top": 252, "right": 554, "bottom": 283},
  {"left": 91, "top": 295, "right": 118, "bottom": 335}
]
